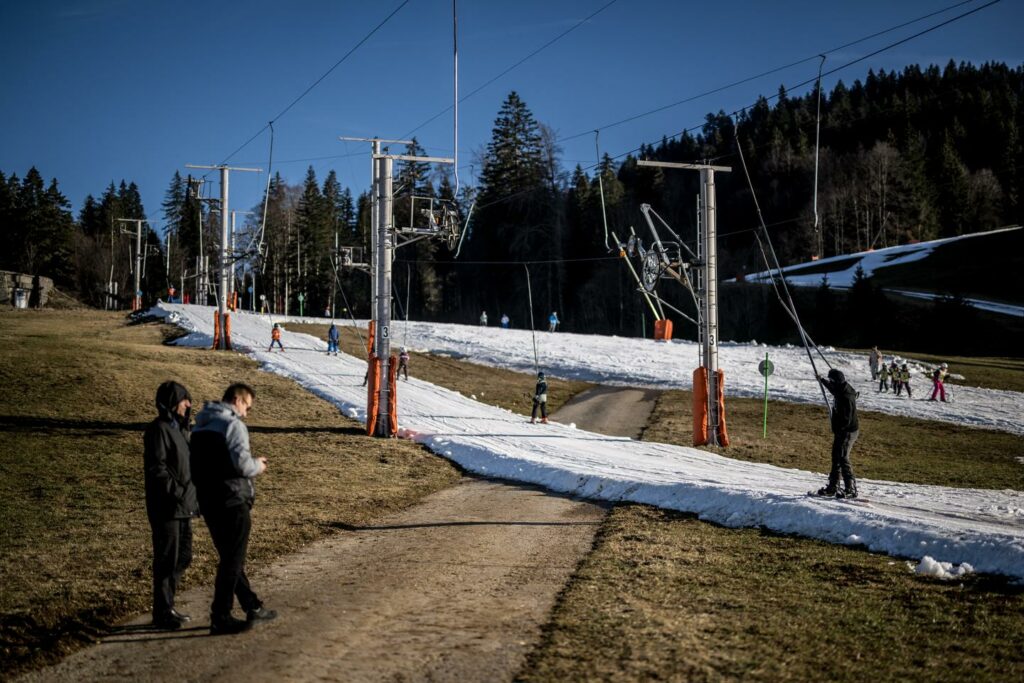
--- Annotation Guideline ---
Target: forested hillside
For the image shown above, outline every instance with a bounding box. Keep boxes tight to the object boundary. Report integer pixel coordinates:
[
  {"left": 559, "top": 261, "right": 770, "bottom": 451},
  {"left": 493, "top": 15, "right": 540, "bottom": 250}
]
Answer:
[{"left": 2, "top": 61, "right": 1020, "bottom": 346}]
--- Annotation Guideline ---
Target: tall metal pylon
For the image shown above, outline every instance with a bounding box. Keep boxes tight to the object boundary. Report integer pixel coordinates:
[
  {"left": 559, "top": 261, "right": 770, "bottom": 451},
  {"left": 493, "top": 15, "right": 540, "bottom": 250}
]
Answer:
[
  {"left": 341, "top": 137, "right": 455, "bottom": 437},
  {"left": 637, "top": 160, "right": 731, "bottom": 445},
  {"left": 185, "top": 164, "right": 261, "bottom": 349}
]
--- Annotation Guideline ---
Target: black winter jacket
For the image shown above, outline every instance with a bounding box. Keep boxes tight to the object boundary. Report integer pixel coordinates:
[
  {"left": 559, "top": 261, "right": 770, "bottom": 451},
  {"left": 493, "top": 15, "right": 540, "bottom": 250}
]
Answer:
[
  {"left": 821, "top": 376, "right": 859, "bottom": 434},
  {"left": 144, "top": 416, "right": 199, "bottom": 522}
]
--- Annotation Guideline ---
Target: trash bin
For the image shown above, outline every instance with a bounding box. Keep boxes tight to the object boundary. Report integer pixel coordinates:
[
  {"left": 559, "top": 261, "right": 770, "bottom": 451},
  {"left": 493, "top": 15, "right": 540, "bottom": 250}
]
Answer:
[{"left": 13, "top": 288, "right": 28, "bottom": 309}]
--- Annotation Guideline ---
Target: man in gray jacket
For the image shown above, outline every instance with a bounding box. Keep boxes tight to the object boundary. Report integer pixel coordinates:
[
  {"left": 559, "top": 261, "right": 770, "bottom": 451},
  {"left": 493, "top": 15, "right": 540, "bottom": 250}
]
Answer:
[
  {"left": 191, "top": 383, "right": 276, "bottom": 635},
  {"left": 144, "top": 381, "right": 199, "bottom": 629}
]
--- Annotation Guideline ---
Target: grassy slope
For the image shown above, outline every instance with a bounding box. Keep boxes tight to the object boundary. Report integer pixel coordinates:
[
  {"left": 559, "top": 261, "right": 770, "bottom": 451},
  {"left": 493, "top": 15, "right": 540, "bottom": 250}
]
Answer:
[
  {"left": 0, "top": 310, "right": 462, "bottom": 676},
  {"left": 520, "top": 368, "right": 1024, "bottom": 681}
]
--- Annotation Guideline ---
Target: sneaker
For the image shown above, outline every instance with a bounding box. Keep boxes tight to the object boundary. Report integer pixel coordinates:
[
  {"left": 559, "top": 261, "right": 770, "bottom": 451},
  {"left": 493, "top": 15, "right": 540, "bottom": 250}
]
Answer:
[
  {"left": 210, "top": 614, "right": 253, "bottom": 635},
  {"left": 246, "top": 606, "right": 278, "bottom": 623},
  {"left": 152, "top": 611, "right": 188, "bottom": 630},
  {"left": 540, "top": 417, "right": 548, "bottom": 424},
  {"left": 530, "top": 418, "right": 536, "bottom": 424}
]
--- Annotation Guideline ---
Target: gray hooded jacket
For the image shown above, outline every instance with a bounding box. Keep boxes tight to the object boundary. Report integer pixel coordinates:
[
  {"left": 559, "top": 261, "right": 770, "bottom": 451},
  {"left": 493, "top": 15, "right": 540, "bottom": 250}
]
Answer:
[{"left": 190, "top": 401, "right": 262, "bottom": 511}]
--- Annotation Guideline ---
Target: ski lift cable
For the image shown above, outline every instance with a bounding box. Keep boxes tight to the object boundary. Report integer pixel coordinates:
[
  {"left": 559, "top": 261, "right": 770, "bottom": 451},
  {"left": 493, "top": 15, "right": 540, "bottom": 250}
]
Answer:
[
  {"left": 452, "top": 0, "right": 460, "bottom": 198},
  {"left": 595, "top": 130, "right": 611, "bottom": 251},
  {"left": 735, "top": 128, "right": 833, "bottom": 416},
  {"left": 523, "top": 264, "right": 540, "bottom": 374},
  {"left": 812, "top": 54, "right": 826, "bottom": 257}
]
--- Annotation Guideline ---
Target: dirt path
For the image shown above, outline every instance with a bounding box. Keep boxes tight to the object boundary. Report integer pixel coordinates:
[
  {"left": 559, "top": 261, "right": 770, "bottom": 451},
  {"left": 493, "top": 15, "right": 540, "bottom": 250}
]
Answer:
[
  {"left": 21, "top": 388, "right": 657, "bottom": 683},
  {"left": 553, "top": 386, "right": 660, "bottom": 440}
]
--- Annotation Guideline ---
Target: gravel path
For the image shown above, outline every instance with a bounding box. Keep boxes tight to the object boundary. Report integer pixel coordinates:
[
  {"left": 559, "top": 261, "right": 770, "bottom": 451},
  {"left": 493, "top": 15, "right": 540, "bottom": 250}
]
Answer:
[{"left": 21, "top": 388, "right": 656, "bottom": 683}]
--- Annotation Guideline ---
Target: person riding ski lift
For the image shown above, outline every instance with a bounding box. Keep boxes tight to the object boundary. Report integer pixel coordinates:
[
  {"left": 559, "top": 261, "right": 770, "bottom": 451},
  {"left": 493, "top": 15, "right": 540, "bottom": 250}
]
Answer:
[
  {"left": 268, "top": 324, "right": 284, "bottom": 352},
  {"left": 531, "top": 372, "right": 549, "bottom": 424},
  {"left": 815, "top": 369, "right": 859, "bottom": 499},
  {"left": 326, "top": 323, "right": 339, "bottom": 356},
  {"left": 398, "top": 347, "right": 410, "bottom": 381}
]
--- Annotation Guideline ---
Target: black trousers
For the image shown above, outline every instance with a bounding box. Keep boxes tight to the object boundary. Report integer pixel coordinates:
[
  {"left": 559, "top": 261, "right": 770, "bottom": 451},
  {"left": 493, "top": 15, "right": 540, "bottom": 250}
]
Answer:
[
  {"left": 828, "top": 429, "right": 859, "bottom": 491},
  {"left": 150, "top": 518, "right": 193, "bottom": 617},
  {"left": 531, "top": 399, "right": 547, "bottom": 419},
  {"left": 204, "top": 505, "right": 261, "bottom": 618}
]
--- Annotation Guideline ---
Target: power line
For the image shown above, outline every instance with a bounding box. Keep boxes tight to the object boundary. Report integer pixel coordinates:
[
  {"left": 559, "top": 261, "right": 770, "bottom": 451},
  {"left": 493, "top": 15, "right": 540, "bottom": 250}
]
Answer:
[
  {"left": 560, "top": 0, "right": 983, "bottom": 143},
  {"left": 472, "top": 0, "right": 1001, "bottom": 214},
  {"left": 400, "top": 0, "right": 621, "bottom": 141},
  {"left": 216, "top": 0, "right": 412, "bottom": 168}
]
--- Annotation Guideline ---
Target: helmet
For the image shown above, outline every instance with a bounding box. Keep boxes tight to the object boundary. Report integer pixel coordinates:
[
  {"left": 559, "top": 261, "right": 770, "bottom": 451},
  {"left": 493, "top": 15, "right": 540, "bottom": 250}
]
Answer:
[
  {"left": 538, "top": 371, "right": 545, "bottom": 379},
  {"left": 941, "top": 362, "right": 948, "bottom": 369}
]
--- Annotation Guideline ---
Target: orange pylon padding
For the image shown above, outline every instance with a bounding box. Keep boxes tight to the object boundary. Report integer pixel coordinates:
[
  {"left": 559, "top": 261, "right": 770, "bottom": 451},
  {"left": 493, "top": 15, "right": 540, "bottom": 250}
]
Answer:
[
  {"left": 224, "top": 313, "right": 232, "bottom": 350},
  {"left": 692, "top": 367, "right": 730, "bottom": 446},
  {"left": 366, "top": 321, "right": 376, "bottom": 356},
  {"left": 692, "top": 367, "right": 708, "bottom": 446},
  {"left": 366, "top": 354, "right": 381, "bottom": 436},
  {"left": 212, "top": 312, "right": 221, "bottom": 349},
  {"left": 654, "top": 319, "right": 673, "bottom": 340},
  {"left": 387, "top": 354, "right": 398, "bottom": 436}
]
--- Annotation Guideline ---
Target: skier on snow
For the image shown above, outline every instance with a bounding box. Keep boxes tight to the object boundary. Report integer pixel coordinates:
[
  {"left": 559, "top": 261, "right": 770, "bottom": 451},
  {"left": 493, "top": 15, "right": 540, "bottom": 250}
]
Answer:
[
  {"left": 877, "top": 361, "right": 890, "bottom": 393},
  {"left": 479, "top": 311, "right": 488, "bottom": 326},
  {"left": 531, "top": 372, "right": 549, "bottom": 424},
  {"left": 899, "top": 363, "right": 913, "bottom": 398},
  {"left": 548, "top": 312, "right": 559, "bottom": 333},
  {"left": 326, "top": 323, "right": 339, "bottom": 356},
  {"left": 815, "top": 369, "right": 859, "bottom": 499},
  {"left": 398, "top": 347, "right": 410, "bottom": 381},
  {"left": 268, "top": 324, "right": 284, "bottom": 352},
  {"left": 929, "top": 362, "right": 949, "bottom": 402}
]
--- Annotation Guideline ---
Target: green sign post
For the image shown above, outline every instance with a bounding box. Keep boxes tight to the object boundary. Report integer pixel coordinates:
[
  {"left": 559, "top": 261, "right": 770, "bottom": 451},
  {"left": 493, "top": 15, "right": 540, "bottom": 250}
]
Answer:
[{"left": 758, "top": 353, "right": 774, "bottom": 438}]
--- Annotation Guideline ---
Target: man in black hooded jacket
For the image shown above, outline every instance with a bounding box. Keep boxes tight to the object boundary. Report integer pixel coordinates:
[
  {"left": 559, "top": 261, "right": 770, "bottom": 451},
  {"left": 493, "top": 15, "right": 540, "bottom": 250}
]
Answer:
[
  {"left": 816, "top": 369, "right": 860, "bottom": 499},
  {"left": 143, "top": 381, "right": 199, "bottom": 629}
]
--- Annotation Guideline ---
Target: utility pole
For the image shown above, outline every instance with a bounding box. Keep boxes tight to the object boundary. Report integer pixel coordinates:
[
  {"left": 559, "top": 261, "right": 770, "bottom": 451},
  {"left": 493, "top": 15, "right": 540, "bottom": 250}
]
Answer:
[
  {"left": 637, "top": 160, "right": 731, "bottom": 446},
  {"left": 341, "top": 136, "right": 454, "bottom": 437},
  {"left": 186, "top": 164, "right": 261, "bottom": 349},
  {"left": 116, "top": 218, "right": 149, "bottom": 311}
]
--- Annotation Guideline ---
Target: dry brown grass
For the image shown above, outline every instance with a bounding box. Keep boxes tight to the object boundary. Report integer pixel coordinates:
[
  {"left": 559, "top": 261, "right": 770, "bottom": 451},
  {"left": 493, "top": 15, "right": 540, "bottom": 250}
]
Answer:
[
  {"left": 642, "top": 389, "right": 1024, "bottom": 489},
  {"left": 521, "top": 505, "right": 1024, "bottom": 683},
  {"left": 0, "top": 309, "right": 461, "bottom": 676}
]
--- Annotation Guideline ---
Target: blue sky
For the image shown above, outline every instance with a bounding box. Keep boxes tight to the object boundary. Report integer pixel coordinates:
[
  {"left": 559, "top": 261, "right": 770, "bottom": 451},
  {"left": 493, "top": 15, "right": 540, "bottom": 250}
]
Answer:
[{"left": 1, "top": 0, "right": 1021, "bottom": 232}]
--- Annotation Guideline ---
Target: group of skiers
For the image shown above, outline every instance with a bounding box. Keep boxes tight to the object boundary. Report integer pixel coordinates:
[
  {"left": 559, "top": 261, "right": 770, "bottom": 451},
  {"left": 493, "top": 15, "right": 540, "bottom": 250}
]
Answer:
[
  {"left": 480, "top": 311, "right": 560, "bottom": 332},
  {"left": 868, "top": 346, "right": 950, "bottom": 401}
]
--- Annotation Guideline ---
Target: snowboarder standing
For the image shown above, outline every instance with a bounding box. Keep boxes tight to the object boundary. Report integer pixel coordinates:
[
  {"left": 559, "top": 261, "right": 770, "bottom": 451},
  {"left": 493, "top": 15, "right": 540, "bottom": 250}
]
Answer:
[
  {"left": 268, "top": 324, "right": 284, "bottom": 352},
  {"left": 398, "top": 347, "right": 410, "bottom": 380},
  {"left": 929, "top": 362, "right": 949, "bottom": 402},
  {"left": 530, "top": 372, "right": 549, "bottom": 424},
  {"left": 869, "top": 346, "right": 882, "bottom": 380},
  {"left": 815, "top": 369, "right": 859, "bottom": 499},
  {"left": 326, "top": 323, "right": 339, "bottom": 356},
  {"left": 548, "top": 312, "right": 559, "bottom": 333}
]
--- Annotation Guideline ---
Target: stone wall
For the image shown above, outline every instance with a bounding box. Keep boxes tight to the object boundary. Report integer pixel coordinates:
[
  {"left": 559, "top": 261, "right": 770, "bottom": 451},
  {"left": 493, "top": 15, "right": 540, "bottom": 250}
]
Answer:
[{"left": 0, "top": 271, "right": 54, "bottom": 308}]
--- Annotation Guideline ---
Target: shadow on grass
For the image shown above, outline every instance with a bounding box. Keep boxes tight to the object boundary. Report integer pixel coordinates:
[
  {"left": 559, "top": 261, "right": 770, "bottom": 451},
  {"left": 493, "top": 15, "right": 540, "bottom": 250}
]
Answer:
[
  {"left": 0, "top": 416, "right": 148, "bottom": 432},
  {"left": 326, "top": 520, "right": 602, "bottom": 532}
]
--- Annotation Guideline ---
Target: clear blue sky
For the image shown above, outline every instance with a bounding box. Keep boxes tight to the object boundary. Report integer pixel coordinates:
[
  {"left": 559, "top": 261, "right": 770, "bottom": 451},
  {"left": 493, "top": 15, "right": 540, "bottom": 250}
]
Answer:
[{"left": 1, "top": 0, "right": 1021, "bottom": 232}]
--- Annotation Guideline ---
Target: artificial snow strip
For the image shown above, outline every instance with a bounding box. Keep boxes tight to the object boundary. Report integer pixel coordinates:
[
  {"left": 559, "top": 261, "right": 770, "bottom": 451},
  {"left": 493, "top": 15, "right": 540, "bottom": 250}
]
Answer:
[{"left": 155, "top": 304, "right": 1024, "bottom": 580}]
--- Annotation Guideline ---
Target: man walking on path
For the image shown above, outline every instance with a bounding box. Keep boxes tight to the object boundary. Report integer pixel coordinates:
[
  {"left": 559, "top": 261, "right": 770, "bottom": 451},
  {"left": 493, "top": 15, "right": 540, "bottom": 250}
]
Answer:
[
  {"left": 815, "top": 369, "right": 859, "bottom": 499},
  {"left": 144, "top": 381, "right": 199, "bottom": 630},
  {"left": 531, "top": 372, "right": 549, "bottom": 424},
  {"left": 191, "top": 383, "right": 277, "bottom": 635},
  {"left": 327, "top": 323, "right": 340, "bottom": 356}
]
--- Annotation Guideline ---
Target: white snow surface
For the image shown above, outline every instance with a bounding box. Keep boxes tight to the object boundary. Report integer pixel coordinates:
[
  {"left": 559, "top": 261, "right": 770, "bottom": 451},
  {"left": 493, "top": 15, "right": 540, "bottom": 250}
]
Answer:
[
  {"left": 156, "top": 304, "right": 1024, "bottom": 579},
  {"left": 739, "top": 226, "right": 1024, "bottom": 317}
]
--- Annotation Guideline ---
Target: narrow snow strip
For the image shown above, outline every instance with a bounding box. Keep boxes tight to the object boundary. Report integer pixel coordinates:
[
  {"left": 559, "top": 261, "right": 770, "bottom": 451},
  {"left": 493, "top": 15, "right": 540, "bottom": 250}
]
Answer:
[
  {"left": 881, "top": 289, "right": 1024, "bottom": 318},
  {"left": 155, "top": 304, "right": 1024, "bottom": 579},
  {"left": 265, "top": 317, "right": 1024, "bottom": 437}
]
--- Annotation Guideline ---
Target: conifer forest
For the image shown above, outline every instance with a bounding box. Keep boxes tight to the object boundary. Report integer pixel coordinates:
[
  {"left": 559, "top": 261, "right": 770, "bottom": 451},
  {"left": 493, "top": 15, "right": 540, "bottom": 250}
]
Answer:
[{"left": 2, "top": 62, "right": 1021, "bottom": 353}]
